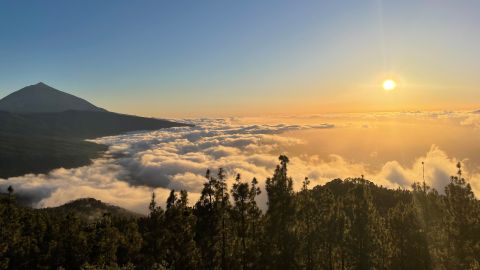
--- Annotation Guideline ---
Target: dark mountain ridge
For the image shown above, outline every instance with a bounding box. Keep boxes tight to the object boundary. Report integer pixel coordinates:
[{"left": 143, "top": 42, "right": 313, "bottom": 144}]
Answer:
[
  {"left": 0, "top": 110, "right": 187, "bottom": 139},
  {"left": 0, "top": 82, "right": 190, "bottom": 178},
  {"left": 0, "top": 82, "right": 190, "bottom": 139}
]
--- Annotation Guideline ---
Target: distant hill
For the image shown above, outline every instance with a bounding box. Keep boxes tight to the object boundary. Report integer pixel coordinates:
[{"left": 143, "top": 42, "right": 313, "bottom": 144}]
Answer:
[
  {"left": 0, "top": 82, "right": 190, "bottom": 178},
  {"left": 0, "top": 82, "right": 106, "bottom": 113},
  {"left": 42, "top": 198, "right": 143, "bottom": 221}
]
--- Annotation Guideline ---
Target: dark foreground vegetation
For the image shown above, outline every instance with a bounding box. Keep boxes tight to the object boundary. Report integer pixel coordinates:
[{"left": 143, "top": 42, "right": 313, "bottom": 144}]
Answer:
[{"left": 1, "top": 156, "right": 479, "bottom": 269}]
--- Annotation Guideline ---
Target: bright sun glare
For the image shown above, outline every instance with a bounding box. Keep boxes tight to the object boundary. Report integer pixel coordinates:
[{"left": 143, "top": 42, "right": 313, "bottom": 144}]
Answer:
[{"left": 383, "top": 79, "right": 397, "bottom": 91}]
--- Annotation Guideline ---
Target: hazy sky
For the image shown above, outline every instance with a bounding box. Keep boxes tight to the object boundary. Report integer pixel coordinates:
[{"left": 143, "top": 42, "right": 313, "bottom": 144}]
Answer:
[{"left": 0, "top": 0, "right": 479, "bottom": 117}]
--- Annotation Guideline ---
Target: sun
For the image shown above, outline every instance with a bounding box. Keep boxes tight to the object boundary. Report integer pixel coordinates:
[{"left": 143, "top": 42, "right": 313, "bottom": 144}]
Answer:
[{"left": 383, "top": 79, "right": 397, "bottom": 91}]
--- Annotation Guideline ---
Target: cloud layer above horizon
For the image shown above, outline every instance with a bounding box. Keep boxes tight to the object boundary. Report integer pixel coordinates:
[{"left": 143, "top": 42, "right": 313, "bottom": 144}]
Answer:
[{"left": 1, "top": 112, "right": 480, "bottom": 214}]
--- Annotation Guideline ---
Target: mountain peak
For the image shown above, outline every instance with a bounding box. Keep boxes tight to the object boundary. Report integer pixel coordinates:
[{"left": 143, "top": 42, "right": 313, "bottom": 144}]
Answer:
[{"left": 0, "top": 83, "right": 107, "bottom": 113}]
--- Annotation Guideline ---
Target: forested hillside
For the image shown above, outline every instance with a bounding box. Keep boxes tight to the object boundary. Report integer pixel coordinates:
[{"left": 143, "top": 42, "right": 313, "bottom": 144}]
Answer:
[{"left": 1, "top": 156, "right": 479, "bottom": 270}]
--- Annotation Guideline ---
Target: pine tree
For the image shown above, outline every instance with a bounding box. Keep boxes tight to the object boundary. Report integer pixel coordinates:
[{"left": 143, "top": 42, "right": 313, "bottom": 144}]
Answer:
[
  {"left": 163, "top": 190, "right": 200, "bottom": 269},
  {"left": 116, "top": 219, "right": 142, "bottom": 266},
  {"left": 54, "top": 214, "right": 88, "bottom": 269},
  {"left": 342, "top": 180, "right": 387, "bottom": 269},
  {"left": 263, "top": 155, "right": 297, "bottom": 269},
  {"left": 216, "top": 168, "right": 230, "bottom": 270},
  {"left": 296, "top": 181, "right": 336, "bottom": 270},
  {"left": 387, "top": 201, "right": 430, "bottom": 269},
  {"left": 231, "top": 174, "right": 262, "bottom": 269},
  {"left": 89, "top": 213, "right": 121, "bottom": 268},
  {"left": 194, "top": 168, "right": 232, "bottom": 269},
  {"left": 412, "top": 181, "right": 444, "bottom": 269},
  {"left": 444, "top": 162, "right": 480, "bottom": 268},
  {"left": 231, "top": 174, "right": 249, "bottom": 270},
  {"left": 142, "top": 192, "right": 166, "bottom": 268}
]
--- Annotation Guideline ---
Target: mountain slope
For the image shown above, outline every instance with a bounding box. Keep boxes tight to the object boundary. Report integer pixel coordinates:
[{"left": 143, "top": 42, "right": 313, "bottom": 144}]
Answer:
[
  {"left": 0, "top": 110, "right": 189, "bottom": 139},
  {"left": 0, "top": 82, "right": 106, "bottom": 113}
]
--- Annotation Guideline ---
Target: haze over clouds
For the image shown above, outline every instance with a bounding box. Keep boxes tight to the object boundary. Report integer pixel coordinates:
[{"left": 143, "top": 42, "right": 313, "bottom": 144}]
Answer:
[{"left": 1, "top": 111, "right": 479, "bottom": 214}]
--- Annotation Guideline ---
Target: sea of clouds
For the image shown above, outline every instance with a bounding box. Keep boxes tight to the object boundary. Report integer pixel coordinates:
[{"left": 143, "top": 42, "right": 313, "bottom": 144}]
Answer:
[{"left": 1, "top": 111, "right": 479, "bottom": 214}]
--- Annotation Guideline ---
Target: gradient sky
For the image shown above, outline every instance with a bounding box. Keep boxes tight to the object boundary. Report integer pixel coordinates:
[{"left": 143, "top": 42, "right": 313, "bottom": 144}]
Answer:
[{"left": 0, "top": 0, "right": 479, "bottom": 117}]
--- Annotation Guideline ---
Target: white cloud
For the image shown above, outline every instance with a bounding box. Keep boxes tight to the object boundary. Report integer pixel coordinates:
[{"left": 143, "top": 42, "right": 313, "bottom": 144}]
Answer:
[{"left": 1, "top": 115, "right": 479, "bottom": 214}]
